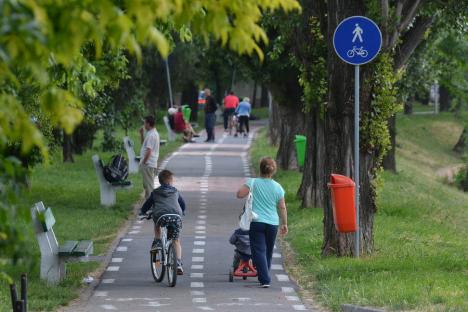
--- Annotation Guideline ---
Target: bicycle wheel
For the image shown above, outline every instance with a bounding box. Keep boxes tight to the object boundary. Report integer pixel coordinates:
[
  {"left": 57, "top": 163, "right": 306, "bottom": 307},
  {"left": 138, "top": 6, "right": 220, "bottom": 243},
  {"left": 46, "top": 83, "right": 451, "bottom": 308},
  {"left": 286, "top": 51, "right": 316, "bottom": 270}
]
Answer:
[
  {"left": 150, "top": 247, "right": 165, "bottom": 283},
  {"left": 167, "top": 242, "right": 178, "bottom": 287}
]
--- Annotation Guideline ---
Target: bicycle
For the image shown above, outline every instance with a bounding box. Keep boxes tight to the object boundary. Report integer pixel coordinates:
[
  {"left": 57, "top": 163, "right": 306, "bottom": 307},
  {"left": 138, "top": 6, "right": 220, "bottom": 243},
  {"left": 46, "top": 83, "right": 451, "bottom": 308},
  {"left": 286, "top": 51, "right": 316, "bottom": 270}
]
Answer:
[
  {"left": 346, "top": 46, "right": 368, "bottom": 58},
  {"left": 139, "top": 212, "right": 181, "bottom": 287}
]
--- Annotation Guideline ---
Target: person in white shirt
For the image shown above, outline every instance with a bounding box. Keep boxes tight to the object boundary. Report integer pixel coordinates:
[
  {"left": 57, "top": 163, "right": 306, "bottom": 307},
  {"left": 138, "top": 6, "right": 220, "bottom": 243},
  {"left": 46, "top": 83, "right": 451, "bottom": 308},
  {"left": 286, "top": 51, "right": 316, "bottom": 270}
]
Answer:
[{"left": 139, "top": 115, "right": 160, "bottom": 199}]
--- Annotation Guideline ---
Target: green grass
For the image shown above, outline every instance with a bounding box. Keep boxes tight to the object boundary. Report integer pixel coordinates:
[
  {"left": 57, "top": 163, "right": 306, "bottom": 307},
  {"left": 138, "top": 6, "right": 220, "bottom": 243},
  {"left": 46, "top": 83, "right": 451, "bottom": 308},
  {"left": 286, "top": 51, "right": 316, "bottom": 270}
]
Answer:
[
  {"left": 252, "top": 107, "right": 269, "bottom": 119},
  {"left": 0, "top": 122, "right": 182, "bottom": 311},
  {"left": 250, "top": 112, "right": 468, "bottom": 312}
]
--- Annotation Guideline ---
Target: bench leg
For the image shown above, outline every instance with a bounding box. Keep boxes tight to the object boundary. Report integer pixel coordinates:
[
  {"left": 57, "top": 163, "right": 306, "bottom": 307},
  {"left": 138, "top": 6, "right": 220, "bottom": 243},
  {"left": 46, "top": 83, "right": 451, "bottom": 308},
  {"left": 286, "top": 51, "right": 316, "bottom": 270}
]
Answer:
[
  {"left": 128, "top": 159, "right": 139, "bottom": 174},
  {"left": 100, "top": 184, "right": 116, "bottom": 207},
  {"left": 41, "top": 254, "right": 65, "bottom": 284}
]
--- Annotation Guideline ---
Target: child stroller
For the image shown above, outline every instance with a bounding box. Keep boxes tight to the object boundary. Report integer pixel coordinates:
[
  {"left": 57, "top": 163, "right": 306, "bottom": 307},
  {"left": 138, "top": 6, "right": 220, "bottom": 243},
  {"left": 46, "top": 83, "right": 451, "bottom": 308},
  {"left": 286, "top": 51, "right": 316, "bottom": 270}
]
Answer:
[{"left": 228, "top": 228, "right": 257, "bottom": 282}]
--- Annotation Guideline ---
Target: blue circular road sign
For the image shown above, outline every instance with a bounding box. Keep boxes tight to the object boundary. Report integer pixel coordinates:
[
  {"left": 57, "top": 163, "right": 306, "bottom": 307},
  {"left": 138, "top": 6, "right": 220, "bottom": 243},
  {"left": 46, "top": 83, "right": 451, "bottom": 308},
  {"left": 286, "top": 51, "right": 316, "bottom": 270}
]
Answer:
[{"left": 333, "top": 16, "right": 382, "bottom": 65}]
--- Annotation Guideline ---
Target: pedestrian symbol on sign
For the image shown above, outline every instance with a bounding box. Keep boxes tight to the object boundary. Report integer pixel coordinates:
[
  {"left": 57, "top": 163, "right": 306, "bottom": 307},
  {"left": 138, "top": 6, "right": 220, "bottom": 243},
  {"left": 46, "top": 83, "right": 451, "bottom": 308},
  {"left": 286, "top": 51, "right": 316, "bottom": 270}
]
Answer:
[{"left": 352, "top": 24, "right": 363, "bottom": 43}]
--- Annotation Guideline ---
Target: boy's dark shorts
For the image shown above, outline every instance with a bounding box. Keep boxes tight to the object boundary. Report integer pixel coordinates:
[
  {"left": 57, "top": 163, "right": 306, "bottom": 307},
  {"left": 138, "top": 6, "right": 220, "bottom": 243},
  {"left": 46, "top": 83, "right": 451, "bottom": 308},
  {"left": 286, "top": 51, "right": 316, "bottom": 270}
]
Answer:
[{"left": 154, "top": 214, "right": 182, "bottom": 240}]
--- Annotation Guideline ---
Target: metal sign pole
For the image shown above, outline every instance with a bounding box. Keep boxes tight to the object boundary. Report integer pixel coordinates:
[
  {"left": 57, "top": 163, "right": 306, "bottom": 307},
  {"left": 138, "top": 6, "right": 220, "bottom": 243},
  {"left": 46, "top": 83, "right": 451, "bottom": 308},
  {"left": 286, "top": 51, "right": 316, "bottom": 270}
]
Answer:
[
  {"left": 164, "top": 58, "right": 174, "bottom": 108},
  {"left": 354, "top": 65, "right": 360, "bottom": 258}
]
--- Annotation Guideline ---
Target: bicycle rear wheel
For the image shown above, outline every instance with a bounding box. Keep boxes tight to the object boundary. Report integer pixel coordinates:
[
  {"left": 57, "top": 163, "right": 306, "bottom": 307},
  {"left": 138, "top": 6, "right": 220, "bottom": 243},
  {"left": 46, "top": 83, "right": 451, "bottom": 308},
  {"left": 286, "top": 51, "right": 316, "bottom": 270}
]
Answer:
[
  {"left": 150, "top": 248, "right": 165, "bottom": 282},
  {"left": 167, "top": 243, "right": 178, "bottom": 287}
]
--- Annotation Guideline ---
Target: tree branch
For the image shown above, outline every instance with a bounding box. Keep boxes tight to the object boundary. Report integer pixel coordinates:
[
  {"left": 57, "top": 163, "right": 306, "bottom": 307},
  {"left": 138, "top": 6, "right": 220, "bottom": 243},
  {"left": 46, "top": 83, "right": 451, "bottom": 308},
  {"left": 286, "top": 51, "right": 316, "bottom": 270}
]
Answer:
[
  {"left": 381, "top": 0, "right": 389, "bottom": 48},
  {"left": 398, "top": 0, "right": 424, "bottom": 32},
  {"left": 394, "top": 15, "right": 435, "bottom": 70},
  {"left": 388, "top": 0, "right": 404, "bottom": 47}
]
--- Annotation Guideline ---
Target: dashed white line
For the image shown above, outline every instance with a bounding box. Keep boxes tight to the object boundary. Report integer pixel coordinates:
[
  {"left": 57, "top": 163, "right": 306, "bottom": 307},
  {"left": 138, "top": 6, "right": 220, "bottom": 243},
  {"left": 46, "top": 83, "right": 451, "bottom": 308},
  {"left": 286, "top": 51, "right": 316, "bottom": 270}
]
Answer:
[
  {"left": 195, "top": 226, "right": 206, "bottom": 230},
  {"left": 191, "top": 290, "right": 205, "bottom": 296},
  {"left": 190, "top": 272, "right": 204, "bottom": 278},
  {"left": 286, "top": 296, "right": 300, "bottom": 301},
  {"left": 94, "top": 291, "right": 108, "bottom": 297},
  {"left": 122, "top": 238, "right": 133, "bottom": 242},
  {"left": 192, "top": 248, "right": 204, "bottom": 254},
  {"left": 111, "top": 258, "right": 123, "bottom": 263},
  {"left": 195, "top": 236, "right": 206, "bottom": 239},
  {"left": 191, "top": 264, "right": 204, "bottom": 270},
  {"left": 196, "top": 220, "right": 206, "bottom": 225},
  {"left": 293, "top": 304, "right": 307, "bottom": 311},
  {"left": 193, "top": 297, "right": 207, "bottom": 303},
  {"left": 198, "top": 215, "right": 207, "bottom": 219},
  {"left": 192, "top": 257, "right": 204, "bottom": 262},
  {"left": 195, "top": 231, "right": 206, "bottom": 234},
  {"left": 276, "top": 274, "right": 290, "bottom": 282},
  {"left": 271, "top": 264, "right": 284, "bottom": 270},
  {"left": 100, "top": 304, "right": 117, "bottom": 310},
  {"left": 102, "top": 279, "right": 115, "bottom": 284},
  {"left": 282, "top": 286, "right": 295, "bottom": 293},
  {"left": 106, "top": 266, "right": 120, "bottom": 272},
  {"left": 128, "top": 231, "right": 140, "bottom": 235},
  {"left": 194, "top": 241, "right": 206, "bottom": 246},
  {"left": 191, "top": 282, "right": 204, "bottom": 288},
  {"left": 116, "top": 246, "right": 128, "bottom": 252},
  {"left": 197, "top": 307, "right": 214, "bottom": 311},
  {"left": 273, "top": 252, "right": 281, "bottom": 258}
]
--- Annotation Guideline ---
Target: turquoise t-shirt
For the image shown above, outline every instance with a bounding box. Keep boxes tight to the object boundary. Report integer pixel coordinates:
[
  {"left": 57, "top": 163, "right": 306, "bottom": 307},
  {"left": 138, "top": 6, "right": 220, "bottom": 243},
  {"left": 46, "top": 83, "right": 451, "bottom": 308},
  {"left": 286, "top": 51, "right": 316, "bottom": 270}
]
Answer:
[{"left": 245, "top": 178, "right": 285, "bottom": 226}]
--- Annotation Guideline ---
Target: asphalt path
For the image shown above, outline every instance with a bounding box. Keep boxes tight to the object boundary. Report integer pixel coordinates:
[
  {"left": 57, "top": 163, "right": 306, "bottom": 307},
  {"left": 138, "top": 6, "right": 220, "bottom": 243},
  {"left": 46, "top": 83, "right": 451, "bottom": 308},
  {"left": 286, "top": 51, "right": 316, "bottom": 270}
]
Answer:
[{"left": 72, "top": 123, "right": 314, "bottom": 312}]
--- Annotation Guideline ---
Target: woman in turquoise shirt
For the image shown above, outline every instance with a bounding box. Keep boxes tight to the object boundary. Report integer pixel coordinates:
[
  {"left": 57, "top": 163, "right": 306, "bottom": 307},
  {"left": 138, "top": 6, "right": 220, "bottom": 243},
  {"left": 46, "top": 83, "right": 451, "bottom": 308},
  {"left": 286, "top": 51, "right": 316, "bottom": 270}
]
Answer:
[{"left": 236, "top": 157, "right": 288, "bottom": 288}]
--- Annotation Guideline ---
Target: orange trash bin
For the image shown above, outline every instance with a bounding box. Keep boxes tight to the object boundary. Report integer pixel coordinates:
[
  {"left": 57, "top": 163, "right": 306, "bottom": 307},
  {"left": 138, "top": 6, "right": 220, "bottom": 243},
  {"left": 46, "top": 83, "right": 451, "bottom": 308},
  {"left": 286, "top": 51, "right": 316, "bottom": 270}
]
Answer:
[{"left": 327, "top": 174, "right": 357, "bottom": 233}]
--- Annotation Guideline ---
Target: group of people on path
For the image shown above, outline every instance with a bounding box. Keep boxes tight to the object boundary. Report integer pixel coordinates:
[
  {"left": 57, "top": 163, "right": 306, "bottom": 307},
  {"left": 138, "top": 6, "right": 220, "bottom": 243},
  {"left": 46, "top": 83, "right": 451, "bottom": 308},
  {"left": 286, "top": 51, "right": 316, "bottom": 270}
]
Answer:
[{"left": 136, "top": 100, "right": 287, "bottom": 287}]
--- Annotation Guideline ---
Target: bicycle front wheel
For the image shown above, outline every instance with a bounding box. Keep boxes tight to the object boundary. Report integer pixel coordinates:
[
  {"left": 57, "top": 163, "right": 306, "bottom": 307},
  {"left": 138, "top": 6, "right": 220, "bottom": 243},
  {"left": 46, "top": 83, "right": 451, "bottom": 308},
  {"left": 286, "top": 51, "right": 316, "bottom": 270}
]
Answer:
[
  {"left": 151, "top": 248, "right": 165, "bottom": 283},
  {"left": 167, "top": 243, "right": 178, "bottom": 287}
]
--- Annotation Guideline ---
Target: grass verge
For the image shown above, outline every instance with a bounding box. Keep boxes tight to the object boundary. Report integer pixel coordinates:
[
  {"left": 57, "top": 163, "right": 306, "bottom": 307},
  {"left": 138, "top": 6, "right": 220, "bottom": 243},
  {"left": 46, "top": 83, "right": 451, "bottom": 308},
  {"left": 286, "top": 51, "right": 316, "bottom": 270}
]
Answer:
[
  {"left": 250, "top": 112, "right": 468, "bottom": 312},
  {"left": 0, "top": 122, "right": 183, "bottom": 311}
]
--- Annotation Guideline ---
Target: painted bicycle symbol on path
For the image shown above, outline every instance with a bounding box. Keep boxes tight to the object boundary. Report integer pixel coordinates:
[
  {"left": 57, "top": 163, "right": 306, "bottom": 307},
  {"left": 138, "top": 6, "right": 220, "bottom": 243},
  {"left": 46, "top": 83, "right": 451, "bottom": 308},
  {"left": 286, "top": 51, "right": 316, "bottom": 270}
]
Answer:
[{"left": 346, "top": 46, "right": 368, "bottom": 58}]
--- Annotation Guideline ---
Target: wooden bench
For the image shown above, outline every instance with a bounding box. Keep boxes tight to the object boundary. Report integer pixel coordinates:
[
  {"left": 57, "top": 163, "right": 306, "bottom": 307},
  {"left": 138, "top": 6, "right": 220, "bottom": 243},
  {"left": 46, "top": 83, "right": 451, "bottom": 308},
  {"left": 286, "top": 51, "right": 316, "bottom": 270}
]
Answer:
[
  {"left": 31, "top": 202, "right": 93, "bottom": 284},
  {"left": 163, "top": 116, "right": 177, "bottom": 142},
  {"left": 123, "top": 136, "right": 167, "bottom": 174},
  {"left": 92, "top": 154, "right": 132, "bottom": 207}
]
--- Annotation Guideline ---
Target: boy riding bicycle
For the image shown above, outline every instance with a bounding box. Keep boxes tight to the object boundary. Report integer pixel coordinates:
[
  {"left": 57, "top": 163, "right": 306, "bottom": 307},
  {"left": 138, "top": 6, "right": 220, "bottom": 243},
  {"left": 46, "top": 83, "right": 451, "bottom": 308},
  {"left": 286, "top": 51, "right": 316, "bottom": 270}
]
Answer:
[{"left": 140, "top": 170, "right": 185, "bottom": 275}]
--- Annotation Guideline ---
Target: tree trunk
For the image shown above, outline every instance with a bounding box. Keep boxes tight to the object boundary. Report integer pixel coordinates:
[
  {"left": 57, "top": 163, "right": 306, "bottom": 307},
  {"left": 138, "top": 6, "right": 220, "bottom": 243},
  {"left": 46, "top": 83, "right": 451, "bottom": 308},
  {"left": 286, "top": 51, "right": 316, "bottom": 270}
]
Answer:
[
  {"left": 404, "top": 97, "right": 413, "bottom": 114},
  {"left": 252, "top": 80, "right": 258, "bottom": 108},
  {"left": 382, "top": 115, "right": 397, "bottom": 172},
  {"left": 439, "top": 85, "right": 451, "bottom": 112},
  {"left": 453, "top": 126, "right": 466, "bottom": 154},
  {"left": 260, "top": 85, "right": 269, "bottom": 107},
  {"left": 275, "top": 104, "right": 305, "bottom": 170},
  {"left": 269, "top": 99, "right": 281, "bottom": 146},
  {"left": 63, "top": 133, "right": 74, "bottom": 163}
]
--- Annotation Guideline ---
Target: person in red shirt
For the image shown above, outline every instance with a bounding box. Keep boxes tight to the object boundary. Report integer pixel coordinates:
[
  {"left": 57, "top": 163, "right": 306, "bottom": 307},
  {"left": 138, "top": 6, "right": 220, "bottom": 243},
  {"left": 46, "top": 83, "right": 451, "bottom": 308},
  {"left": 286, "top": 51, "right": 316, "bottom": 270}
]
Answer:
[
  {"left": 174, "top": 107, "right": 197, "bottom": 142},
  {"left": 223, "top": 91, "right": 239, "bottom": 131}
]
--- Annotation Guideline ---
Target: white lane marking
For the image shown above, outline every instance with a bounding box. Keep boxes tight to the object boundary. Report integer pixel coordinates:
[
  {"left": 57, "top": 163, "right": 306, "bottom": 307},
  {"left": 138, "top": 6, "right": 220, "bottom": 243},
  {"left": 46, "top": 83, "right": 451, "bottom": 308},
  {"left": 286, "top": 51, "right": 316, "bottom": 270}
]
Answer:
[
  {"left": 116, "top": 246, "right": 128, "bottom": 252},
  {"left": 273, "top": 252, "right": 281, "bottom": 258},
  {"left": 106, "top": 266, "right": 120, "bottom": 272},
  {"left": 191, "top": 272, "right": 204, "bottom": 278},
  {"left": 194, "top": 241, "right": 206, "bottom": 246},
  {"left": 282, "top": 286, "right": 295, "bottom": 293},
  {"left": 276, "top": 274, "right": 290, "bottom": 282},
  {"left": 197, "top": 307, "right": 214, "bottom": 311},
  {"left": 192, "top": 257, "right": 204, "bottom": 262},
  {"left": 195, "top": 226, "right": 206, "bottom": 230},
  {"left": 122, "top": 238, "right": 133, "bottom": 242},
  {"left": 102, "top": 279, "right": 115, "bottom": 284},
  {"left": 191, "top": 290, "right": 205, "bottom": 296},
  {"left": 192, "top": 248, "right": 204, "bottom": 254},
  {"left": 191, "top": 282, "right": 204, "bottom": 288},
  {"left": 198, "top": 215, "right": 207, "bottom": 219},
  {"left": 195, "top": 231, "right": 206, "bottom": 234},
  {"left": 293, "top": 305, "right": 307, "bottom": 311},
  {"left": 193, "top": 297, "right": 207, "bottom": 303},
  {"left": 286, "top": 296, "right": 300, "bottom": 301},
  {"left": 111, "top": 258, "right": 123, "bottom": 263},
  {"left": 195, "top": 236, "right": 206, "bottom": 239},
  {"left": 191, "top": 264, "right": 204, "bottom": 270},
  {"left": 132, "top": 225, "right": 141, "bottom": 230},
  {"left": 95, "top": 291, "right": 108, "bottom": 297},
  {"left": 128, "top": 231, "right": 140, "bottom": 235},
  {"left": 271, "top": 264, "right": 284, "bottom": 270},
  {"left": 200, "top": 191, "right": 208, "bottom": 194},
  {"left": 100, "top": 305, "right": 117, "bottom": 310},
  {"left": 197, "top": 220, "right": 206, "bottom": 225},
  {"left": 136, "top": 220, "right": 143, "bottom": 224}
]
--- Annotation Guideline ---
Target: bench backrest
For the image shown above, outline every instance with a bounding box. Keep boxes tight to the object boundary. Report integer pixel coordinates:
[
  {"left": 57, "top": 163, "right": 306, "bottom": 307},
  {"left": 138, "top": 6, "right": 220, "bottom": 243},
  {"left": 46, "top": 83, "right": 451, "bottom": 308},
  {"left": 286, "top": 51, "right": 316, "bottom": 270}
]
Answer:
[
  {"left": 31, "top": 202, "right": 59, "bottom": 255},
  {"left": 163, "top": 116, "right": 177, "bottom": 141},
  {"left": 92, "top": 154, "right": 109, "bottom": 185}
]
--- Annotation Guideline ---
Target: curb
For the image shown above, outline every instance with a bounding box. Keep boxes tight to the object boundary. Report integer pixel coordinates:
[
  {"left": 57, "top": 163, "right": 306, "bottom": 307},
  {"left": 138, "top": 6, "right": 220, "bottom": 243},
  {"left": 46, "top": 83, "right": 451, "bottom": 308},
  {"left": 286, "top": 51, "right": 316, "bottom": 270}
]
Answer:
[{"left": 342, "top": 304, "right": 386, "bottom": 312}]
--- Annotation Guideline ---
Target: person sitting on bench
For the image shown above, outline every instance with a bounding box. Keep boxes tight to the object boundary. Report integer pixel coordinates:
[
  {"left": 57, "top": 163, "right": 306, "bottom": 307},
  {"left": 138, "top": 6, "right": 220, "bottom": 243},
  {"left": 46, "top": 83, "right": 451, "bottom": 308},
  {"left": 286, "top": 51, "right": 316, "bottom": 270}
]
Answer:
[{"left": 173, "top": 107, "right": 198, "bottom": 142}]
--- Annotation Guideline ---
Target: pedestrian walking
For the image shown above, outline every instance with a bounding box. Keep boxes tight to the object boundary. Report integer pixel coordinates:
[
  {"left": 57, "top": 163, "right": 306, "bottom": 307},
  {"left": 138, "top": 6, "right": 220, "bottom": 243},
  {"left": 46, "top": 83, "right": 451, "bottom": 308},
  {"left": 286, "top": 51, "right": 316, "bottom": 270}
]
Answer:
[
  {"left": 236, "top": 157, "right": 288, "bottom": 288},
  {"left": 223, "top": 91, "right": 239, "bottom": 131},
  {"left": 235, "top": 97, "right": 252, "bottom": 137},
  {"left": 204, "top": 88, "right": 217, "bottom": 142},
  {"left": 139, "top": 115, "right": 160, "bottom": 199}
]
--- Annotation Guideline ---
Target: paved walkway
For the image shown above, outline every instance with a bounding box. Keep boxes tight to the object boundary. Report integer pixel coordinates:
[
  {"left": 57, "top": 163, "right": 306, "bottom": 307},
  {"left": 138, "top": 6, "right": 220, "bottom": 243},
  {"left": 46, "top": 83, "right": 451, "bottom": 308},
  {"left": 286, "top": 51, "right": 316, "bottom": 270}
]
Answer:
[{"left": 72, "top": 124, "right": 313, "bottom": 312}]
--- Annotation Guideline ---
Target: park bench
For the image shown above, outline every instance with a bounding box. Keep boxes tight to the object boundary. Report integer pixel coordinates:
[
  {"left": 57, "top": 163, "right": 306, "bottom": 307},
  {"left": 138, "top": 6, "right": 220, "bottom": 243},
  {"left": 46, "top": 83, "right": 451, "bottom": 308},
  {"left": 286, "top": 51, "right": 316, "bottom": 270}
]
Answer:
[
  {"left": 163, "top": 116, "right": 177, "bottom": 142},
  {"left": 123, "top": 136, "right": 167, "bottom": 174},
  {"left": 31, "top": 201, "right": 93, "bottom": 284},
  {"left": 92, "top": 154, "right": 132, "bottom": 207}
]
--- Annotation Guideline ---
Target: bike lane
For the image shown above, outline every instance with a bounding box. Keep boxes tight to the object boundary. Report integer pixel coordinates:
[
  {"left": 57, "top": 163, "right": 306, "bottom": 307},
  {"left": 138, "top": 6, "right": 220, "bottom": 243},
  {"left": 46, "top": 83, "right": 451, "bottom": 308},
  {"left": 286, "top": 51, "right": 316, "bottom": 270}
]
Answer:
[{"left": 69, "top": 123, "right": 315, "bottom": 312}]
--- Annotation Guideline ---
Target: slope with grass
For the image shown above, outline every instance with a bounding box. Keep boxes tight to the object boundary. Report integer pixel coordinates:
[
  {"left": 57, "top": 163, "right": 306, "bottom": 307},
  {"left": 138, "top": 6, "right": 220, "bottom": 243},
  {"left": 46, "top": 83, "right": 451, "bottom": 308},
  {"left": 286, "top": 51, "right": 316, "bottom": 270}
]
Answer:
[
  {"left": 250, "top": 112, "right": 467, "bottom": 312},
  {"left": 0, "top": 123, "right": 182, "bottom": 311}
]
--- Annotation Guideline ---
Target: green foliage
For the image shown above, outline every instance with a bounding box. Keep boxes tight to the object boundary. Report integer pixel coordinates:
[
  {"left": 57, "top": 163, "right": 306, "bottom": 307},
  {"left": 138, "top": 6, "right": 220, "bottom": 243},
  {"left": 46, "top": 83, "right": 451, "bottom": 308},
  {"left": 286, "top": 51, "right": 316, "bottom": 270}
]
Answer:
[
  {"left": 361, "top": 54, "right": 401, "bottom": 160},
  {"left": 454, "top": 164, "right": 468, "bottom": 192}
]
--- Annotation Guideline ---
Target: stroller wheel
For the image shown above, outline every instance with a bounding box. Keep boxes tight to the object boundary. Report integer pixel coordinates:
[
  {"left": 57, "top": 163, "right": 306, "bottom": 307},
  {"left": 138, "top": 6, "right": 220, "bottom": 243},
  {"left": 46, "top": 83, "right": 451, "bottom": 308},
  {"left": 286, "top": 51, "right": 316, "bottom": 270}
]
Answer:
[{"left": 229, "top": 269, "right": 234, "bottom": 282}]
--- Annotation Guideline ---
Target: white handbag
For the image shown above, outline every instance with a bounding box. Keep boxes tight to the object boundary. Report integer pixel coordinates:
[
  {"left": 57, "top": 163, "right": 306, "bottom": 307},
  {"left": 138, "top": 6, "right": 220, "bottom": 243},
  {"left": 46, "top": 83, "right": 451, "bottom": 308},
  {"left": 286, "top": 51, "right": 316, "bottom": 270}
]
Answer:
[{"left": 239, "top": 179, "right": 258, "bottom": 231}]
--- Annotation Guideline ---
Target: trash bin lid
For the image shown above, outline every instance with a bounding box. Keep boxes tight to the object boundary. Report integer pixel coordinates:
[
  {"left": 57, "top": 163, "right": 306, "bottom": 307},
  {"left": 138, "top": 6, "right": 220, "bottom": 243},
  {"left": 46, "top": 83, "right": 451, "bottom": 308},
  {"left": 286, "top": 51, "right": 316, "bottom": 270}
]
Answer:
[
  {"left": 294, "top": 135, "right": 306, "bottom": 142},
  {"left": 330, "top": 174, "right": 355, "bottom": 186}
]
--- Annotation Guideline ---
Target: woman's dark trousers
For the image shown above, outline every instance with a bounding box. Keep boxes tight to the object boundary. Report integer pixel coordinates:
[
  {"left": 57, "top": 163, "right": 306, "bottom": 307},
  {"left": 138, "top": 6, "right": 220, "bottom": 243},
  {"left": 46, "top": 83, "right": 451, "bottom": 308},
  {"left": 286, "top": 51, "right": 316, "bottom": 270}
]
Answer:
[
  {"left": 239, "top": 116, "right": 250, "bottom": 134},
  {"left": 249, "top": 222, "right": 278, "bottom": 285}
]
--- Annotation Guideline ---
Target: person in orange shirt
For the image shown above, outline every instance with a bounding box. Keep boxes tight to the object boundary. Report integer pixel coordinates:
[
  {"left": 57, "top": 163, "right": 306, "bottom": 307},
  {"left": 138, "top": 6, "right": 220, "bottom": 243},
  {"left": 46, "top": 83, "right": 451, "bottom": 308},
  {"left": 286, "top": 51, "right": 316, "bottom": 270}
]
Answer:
[{"left": 223, "top": 91, "right": 240, "bottom": 131}]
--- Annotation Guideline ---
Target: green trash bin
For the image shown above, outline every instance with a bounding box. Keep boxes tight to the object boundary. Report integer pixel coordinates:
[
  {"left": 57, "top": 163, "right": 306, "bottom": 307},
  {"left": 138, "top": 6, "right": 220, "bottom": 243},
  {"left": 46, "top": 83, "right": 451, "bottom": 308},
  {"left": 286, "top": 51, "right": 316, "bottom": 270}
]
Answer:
[
  {"left": 294, "top": 135, "right": 307, "bottom": 167},
  {"left": 182, "top": 105, "right": 192, "bottom": 122}
]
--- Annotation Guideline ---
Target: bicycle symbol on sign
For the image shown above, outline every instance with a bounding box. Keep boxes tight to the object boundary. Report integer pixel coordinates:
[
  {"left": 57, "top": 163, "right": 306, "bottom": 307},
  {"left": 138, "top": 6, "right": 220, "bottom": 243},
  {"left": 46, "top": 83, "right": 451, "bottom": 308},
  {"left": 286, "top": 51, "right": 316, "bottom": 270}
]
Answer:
[{"left": 346, "top": 46, "right": 368, "bottom": 58}]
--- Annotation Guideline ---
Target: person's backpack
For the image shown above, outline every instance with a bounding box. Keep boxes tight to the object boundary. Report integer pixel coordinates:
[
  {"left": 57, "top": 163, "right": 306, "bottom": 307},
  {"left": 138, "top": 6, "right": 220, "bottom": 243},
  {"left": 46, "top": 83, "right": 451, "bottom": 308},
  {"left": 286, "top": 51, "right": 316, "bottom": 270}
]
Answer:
[{"left": 103, "top": 155, "right": 129, "bottom": 183}]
